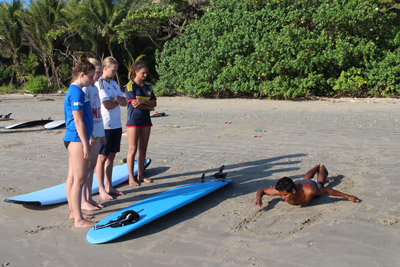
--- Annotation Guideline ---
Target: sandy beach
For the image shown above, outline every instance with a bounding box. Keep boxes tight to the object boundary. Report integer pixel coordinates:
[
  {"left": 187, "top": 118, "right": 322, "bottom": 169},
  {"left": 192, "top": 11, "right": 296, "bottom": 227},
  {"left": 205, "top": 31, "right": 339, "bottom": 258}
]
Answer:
[{"left": 1, "top": 95, "right": 399, "bottom": 266}]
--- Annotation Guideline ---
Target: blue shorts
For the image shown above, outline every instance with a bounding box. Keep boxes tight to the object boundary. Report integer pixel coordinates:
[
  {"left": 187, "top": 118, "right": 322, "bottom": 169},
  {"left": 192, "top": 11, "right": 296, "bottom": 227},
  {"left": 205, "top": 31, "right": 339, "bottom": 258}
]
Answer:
[{"left": 99, "top": 128, "right": 122, "bottom": 156}]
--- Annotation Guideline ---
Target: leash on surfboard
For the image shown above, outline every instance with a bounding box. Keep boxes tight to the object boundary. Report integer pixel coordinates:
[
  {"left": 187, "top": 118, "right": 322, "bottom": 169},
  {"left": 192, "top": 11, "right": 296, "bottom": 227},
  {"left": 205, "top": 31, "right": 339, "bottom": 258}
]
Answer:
[
  {"left": 94, "top": 209, "right": 144, "bottom": 230},
  {"left": 200, "top": 165, "right": 227, "bottom": 183}
]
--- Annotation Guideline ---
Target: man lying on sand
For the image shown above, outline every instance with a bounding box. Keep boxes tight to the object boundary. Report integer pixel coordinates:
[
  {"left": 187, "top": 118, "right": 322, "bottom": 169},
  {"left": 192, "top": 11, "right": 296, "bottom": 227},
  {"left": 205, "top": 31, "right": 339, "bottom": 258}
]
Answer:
[{"left": 253, "top": 163, "right": 360, "bottom": 209}]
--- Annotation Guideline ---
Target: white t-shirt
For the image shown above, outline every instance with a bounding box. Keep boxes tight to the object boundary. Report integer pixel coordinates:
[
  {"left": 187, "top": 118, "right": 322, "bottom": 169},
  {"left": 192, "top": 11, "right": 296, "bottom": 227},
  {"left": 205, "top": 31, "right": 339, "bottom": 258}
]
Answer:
[
  {"left": 96, "top": 78, "right": 124, "bottom": 130},
  {"left": 83, "top": 85, "right": 105, "bottom": 137}
]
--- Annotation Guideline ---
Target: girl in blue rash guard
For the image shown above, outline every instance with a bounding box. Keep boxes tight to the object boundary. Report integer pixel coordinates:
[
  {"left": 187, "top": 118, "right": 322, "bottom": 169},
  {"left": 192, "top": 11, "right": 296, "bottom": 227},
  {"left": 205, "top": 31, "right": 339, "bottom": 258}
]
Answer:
[
  {"left": 81, "top": 58, "right": 105, "bottom": 211},
  {"left": 125, "top": 60, "right": 157, "bottom": 186},
  {"left": 63, "top": 55, "right": 95, "bottom": 228}
]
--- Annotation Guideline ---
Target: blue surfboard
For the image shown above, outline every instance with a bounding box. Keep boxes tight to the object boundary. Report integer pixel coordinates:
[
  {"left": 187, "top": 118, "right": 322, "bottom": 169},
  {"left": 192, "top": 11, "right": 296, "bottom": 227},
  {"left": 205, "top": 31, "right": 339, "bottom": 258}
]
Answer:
[
  {"left": 87, "top": 178, "right": 232, "bottom": 244},
  {"left": 4, "top": 158, "right": 151, "bottom": 205}
]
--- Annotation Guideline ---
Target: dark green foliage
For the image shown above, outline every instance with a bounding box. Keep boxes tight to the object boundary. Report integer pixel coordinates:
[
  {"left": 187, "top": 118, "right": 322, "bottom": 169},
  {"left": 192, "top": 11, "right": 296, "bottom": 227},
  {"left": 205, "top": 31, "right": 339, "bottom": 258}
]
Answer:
[
  {"left": 14, "top": 53, "right": 40, "bottom": 83},
  {"left": 0, "top": 65, "right": 12, "bottom": 85},
  {"left": 155, "top": 0, "right": 400, "bottom": 98},
  {"left": 24, "top": 75, "right": 52, "bottom": 94}
]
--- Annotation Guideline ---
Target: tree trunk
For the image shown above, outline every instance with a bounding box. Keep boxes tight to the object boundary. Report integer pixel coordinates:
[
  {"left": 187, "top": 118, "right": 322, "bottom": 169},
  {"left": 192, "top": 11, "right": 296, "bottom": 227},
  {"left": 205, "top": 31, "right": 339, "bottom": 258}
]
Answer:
[
  {"left": 107, "top": 38, "right": 122, "bottom": 89},
  {"left": 42, "top": 55, "right": 50, "bottom": 82}
]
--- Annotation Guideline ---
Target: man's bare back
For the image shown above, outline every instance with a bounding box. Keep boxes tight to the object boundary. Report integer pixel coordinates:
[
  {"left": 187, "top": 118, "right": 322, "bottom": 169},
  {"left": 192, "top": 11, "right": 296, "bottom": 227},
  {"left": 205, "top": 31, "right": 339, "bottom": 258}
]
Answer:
[{"left": 253, "top": 163, "right": 360, "bottom": 209}]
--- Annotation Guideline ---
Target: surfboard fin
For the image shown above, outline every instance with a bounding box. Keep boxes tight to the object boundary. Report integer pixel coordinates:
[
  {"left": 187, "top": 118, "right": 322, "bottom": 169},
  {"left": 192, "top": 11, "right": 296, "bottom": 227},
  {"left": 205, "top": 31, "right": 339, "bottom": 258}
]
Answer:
[
  {"left": 214, "top": 165, "right": 227, "bottom": 181},
  {"left": 200, "top": 173, "right": 205, "bottom": 183}
]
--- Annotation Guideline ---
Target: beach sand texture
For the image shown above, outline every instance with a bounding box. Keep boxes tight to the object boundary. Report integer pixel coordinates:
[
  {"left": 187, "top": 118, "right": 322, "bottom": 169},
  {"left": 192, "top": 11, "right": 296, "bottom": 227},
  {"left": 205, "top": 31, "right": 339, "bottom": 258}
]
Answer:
[{"left": 1, "top": 95, "right": 399, "bottom": 266}]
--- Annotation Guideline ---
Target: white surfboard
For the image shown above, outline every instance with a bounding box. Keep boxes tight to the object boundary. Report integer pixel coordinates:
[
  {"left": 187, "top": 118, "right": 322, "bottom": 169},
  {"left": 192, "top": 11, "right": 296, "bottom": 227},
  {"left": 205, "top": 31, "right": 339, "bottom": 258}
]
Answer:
[{"left": 44, "top": 120, "right": 65, "bottom": 129}]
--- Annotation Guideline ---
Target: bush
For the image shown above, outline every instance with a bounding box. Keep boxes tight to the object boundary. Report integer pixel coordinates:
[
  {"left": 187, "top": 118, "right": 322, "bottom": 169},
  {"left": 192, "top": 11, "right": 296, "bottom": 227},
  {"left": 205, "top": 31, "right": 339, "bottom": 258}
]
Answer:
[
  {"left": 0, "top": 85, "right": 16, "bottom": 94},
  {"left": 155, "top": 0, "right": 400, "bottom": 98},
  {"left": 0, "top": 65, "right": 12, "bottom": 85},
  {"left": 365, "top": 48, "right": 400, "bottom": 97},
  {"left": 24, "top": 75, "right": 52, "bottom": 94}
]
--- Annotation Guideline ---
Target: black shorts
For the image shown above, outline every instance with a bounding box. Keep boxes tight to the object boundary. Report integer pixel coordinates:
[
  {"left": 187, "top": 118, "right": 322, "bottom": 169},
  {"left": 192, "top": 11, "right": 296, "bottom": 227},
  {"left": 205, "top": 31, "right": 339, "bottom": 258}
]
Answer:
[
  {"left": 64, "top": 141, "right": 70, "bottom": 150},
  {"left": 99, "top": 128, "right": 122, "bottom": 156}
]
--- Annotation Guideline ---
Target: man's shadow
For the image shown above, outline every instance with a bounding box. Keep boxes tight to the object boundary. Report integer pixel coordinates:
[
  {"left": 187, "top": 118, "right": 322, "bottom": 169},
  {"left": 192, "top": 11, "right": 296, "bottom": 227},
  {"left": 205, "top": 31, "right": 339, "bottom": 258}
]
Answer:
[{"left": 98, "top": 153, "right": 307, "bottom": 211}]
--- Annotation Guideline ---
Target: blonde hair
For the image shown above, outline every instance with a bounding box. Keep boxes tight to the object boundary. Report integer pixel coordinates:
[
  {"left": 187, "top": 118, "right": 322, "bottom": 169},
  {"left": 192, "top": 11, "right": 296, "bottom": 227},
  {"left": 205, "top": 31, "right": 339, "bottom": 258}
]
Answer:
[
  {"left": 88, "top": 58, "right": 102, "bottom": 68},
  {"left": 102, "top": 56, "right": 118, "bottom": 69}
]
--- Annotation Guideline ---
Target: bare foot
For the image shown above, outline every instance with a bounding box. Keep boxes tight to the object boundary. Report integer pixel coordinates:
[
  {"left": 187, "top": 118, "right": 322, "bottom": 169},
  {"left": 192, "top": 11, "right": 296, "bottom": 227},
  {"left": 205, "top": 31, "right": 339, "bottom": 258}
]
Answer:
[
  {"left": 139, "top": 178, "right": 152, "bottom": 184},
  {"left": 74, "top": 218, "right": 96, "bottom": 228},
  {"left": 129, "top": 178, "right": 140, "bottom": 187},
  {"left": 88, "top": 199, "right": 104, "bottom": 209},
  {"left": 69, "top": 212, "right": 94, "bottom": 220},
  {"left": 99, "top": 190, "right": 114, "bottom": 200},
  {"left": 81, "top": 202, "right": 101, "bottom": 211},
  {"left": 108, "top": 188, "right": 124, "bottom": 196},
  {"left": 320, "top": 163, "right": 329, "bottom": 176}
]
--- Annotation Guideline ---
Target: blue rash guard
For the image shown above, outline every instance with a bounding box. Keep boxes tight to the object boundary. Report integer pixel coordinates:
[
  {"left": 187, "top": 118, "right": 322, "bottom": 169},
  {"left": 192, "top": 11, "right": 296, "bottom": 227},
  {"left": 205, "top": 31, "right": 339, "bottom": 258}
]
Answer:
[
  {"left": 125, "top": 81, "right": 156, "bottom": 127},
  {"left": 63, "top": 84, "right": 93, "bottom": 142}
]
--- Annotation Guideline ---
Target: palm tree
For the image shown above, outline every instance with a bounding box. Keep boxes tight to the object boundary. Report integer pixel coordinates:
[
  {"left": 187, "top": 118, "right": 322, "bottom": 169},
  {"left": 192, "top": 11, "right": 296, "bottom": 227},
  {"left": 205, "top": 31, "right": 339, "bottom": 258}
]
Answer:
[
  {"left": 64, "top": 0, "right": 133, "bottom": 85},
  {"left": 0, "top": 0, "right": 24, "bottom": 85},
  {"left": 18, "top": 0, "right": 66, "bottom": 88},
  {"left": 65, "top": 0, "right": 132, "bottom": 58}
]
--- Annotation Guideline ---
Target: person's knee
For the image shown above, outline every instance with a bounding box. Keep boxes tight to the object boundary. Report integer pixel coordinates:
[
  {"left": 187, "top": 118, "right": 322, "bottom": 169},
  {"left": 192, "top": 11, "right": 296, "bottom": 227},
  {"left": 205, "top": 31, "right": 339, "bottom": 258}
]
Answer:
[
  {"left": 127, "top": 146, "right": 138, "bottom": 155},
  {"left": 73, "top": 176, "right": 86, "bottom": 187},
  {"left": 97, "top": 154, "right": 107, "bottom": 163}
]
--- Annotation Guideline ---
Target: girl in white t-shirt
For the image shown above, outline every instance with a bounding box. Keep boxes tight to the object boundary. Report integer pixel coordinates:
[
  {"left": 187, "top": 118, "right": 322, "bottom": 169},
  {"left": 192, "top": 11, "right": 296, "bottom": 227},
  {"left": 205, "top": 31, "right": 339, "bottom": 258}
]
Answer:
[
  {"left": 81, "top": 58, "right": 106, "bottom": 211},
  {"left": 95, "top": 57, "right": 126, "bottom": 200}
]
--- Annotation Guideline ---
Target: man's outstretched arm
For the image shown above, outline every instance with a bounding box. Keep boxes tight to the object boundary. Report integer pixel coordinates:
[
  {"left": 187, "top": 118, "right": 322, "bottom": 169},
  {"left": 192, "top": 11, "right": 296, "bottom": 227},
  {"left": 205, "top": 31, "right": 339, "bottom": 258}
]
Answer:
[
  {"left": 318, "top": 188, "right": 360, "bottom": 202},
  {"left": 253, "top": 187, "right": 280, "bottom": 209}
]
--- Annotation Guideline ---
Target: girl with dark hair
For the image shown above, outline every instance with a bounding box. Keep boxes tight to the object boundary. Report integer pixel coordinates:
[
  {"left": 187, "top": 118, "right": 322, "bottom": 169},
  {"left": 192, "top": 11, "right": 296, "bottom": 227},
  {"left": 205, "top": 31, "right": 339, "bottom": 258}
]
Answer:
[{"left": 125, "top": 60, "right": 157, "bottom": 186}]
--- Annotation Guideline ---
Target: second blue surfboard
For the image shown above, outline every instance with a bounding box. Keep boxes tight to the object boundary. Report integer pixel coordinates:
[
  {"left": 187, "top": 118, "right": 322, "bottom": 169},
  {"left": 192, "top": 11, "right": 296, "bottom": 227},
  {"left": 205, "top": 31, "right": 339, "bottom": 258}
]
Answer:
[{"left": 4, "top": 158, "right": 151, "bottom": 205}]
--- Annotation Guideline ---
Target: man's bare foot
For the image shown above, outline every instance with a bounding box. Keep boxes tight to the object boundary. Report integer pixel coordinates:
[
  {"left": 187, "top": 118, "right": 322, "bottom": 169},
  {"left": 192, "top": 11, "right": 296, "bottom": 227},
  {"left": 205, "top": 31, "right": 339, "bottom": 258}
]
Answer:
[
  {"left": 314, "top": 163, "right": 321, "bottom": 173},
  {"left": 139, "top": 177, "right": 152, "bottom": 184},
  {"left": 99, "top": 190, "right": 114, "bottom": 200},
  {"left": 74, "top": 218, "right": 95, "bottom": 228},
  {"left": 81, "top": 201, "right": 101, "bottom": 211},
  {"left": 320, "top": 163, "right": 329, "bottom": 176},
  {"left": 108, "top": 188, "right": 124, "bottom": 195},
  {"left": 129, "top": 178, "right": 140, "bottom": 187}
]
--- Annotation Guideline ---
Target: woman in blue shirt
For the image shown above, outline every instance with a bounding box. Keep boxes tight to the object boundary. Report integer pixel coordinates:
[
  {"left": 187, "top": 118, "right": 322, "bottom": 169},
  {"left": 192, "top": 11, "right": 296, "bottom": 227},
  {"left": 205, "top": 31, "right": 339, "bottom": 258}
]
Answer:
[{"left": 63, "top": 55, "right": 95, "bottom": 228}]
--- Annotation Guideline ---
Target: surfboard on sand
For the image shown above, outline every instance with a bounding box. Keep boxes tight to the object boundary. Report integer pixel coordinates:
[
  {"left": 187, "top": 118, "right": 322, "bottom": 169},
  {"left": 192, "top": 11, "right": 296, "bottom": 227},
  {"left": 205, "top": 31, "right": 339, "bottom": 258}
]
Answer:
[
  {"left": 44, "top": 120, "right": 65, "bottom": 129},
  {"left": 150, "top": 112, "right": 166, "bottom": 117},
  {"left": 87, "top": 166, "right": 231, "bottom": 244},
  {"left": 4, "top": 158, "right": 151, "bottom": 206},
  {"left": 5, "top": 119, "right": 53, "bottom": 129}
]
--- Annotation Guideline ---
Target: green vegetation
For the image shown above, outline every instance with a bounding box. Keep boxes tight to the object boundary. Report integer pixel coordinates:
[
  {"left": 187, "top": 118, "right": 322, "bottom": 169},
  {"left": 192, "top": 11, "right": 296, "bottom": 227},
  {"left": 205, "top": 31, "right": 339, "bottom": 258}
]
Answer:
[
  {"left": 0, "top": 0, "right": 399, "bottom": 98},
  {"left": 24, "top": 75, "right": 52, "bottom": 94},
  {"left": 156, "top": 0, "right": 400, "bottom": 98},
  {"left": 0, "top": 85, "right": 17, "bottom": 94},
  {"left": 0, "top": 0, "right": 202, "bottom": 91}
]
